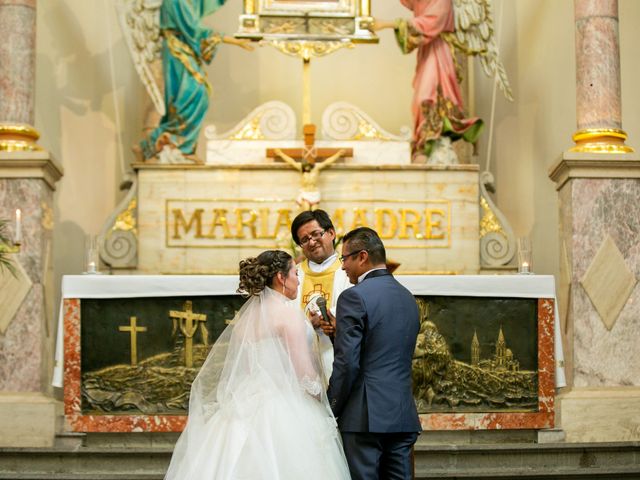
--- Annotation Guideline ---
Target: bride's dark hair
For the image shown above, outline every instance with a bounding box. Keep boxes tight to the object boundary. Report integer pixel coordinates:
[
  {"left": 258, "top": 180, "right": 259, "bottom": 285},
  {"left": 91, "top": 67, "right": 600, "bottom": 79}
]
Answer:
[{"left": 237, "top": 250, "right": 293, "bottom": 297}]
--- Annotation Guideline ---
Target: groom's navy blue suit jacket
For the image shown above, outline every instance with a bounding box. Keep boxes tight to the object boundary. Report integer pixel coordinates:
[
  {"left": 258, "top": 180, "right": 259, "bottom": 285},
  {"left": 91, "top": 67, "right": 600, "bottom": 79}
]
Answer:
[{"left": 328, "top": 269, "right": 421, "bottom": 433}]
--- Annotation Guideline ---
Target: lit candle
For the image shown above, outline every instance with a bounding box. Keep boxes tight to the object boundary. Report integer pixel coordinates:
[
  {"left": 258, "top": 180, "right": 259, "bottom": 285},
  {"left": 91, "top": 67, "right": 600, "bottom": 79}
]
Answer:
[
  {"left": 87, "top": 261, "right": 97, "bottom": 274},
  {"left": 521, "top": 261, "right": 530, "bottom": 274},
  {"left": 14, "top": 209, "right": 22, "bottom": 245}
]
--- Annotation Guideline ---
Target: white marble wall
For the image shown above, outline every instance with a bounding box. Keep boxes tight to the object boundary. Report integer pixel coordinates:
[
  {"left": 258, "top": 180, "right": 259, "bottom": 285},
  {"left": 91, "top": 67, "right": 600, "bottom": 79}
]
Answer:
[{"left": 137, "top": 164, "right": 480, "bottom": 275}]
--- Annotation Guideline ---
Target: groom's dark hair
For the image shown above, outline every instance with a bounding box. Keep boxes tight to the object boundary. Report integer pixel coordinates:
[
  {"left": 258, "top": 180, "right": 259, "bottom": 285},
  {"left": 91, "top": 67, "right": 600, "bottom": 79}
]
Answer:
[
  {"left": 343, "top": 227, "right": 386, "bottom": 265},
  {"left": 291, "top": 209, "right": 335, "bottom": 245}
]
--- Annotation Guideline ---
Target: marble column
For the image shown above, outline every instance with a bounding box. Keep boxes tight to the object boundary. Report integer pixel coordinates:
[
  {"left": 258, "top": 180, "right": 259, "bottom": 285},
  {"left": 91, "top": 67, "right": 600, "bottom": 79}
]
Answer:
[
  {"left": 545, "top": 0, "right": 640, "bottom": 443},
  {"left": 0, "top": 153, "right": 63, "bottom": 447},
  {"left": 571, "top": 0, "right": 632, "bottom": 153},
  {"left": 0, "top": 0, "right": 64, "bottom": 447},
  {"left": 0, "top": 0, "right": 40, "bottom": 151}
]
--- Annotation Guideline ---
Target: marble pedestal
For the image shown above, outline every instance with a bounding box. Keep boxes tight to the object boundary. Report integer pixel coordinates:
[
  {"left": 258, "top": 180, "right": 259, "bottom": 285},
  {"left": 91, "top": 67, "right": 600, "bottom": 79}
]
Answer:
[
  {"left": 549, "top": 152, "right": 640, "bottom": 443},
  {"left": 0, "top": 151, "right": 63, "bottom": 447}
]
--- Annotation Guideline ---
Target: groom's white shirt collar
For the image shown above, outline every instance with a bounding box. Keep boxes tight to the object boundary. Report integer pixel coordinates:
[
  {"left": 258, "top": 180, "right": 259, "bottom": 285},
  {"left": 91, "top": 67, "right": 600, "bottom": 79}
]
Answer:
[{"left": 357, "top": 267, "right": 386, "bottom": 284}]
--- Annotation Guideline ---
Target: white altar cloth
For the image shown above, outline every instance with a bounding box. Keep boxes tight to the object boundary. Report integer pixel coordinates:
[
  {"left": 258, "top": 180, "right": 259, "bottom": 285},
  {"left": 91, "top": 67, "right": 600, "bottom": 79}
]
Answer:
[{"left": 52, "top": 274, "right": 565, "bottom": 388}]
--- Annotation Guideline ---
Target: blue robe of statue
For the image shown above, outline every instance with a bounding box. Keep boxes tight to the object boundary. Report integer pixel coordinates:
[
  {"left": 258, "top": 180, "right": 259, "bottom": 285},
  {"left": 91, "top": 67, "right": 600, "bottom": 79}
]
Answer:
[{"left": 141, "top": 0, "right": 226, "bottom": 160}]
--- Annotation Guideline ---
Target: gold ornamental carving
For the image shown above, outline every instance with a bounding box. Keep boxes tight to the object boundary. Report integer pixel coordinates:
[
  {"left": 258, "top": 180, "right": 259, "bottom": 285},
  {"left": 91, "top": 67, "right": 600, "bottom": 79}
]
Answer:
[
  {"left": 228, "top": 114, "right": 266, "bottom": 140},
  {"left": 479, "top": 197, "right": 505, "bottom": 238},
  {"left": 266, "top": 40, "right": 354, "bottom": 60},
  {"left": 113, "top": 199, "right": 138, "bottom": 233},
  {"left": 352, "top": 119, "right": 393, "bottom": 141},
  {"left": 41, "top": 201, "right": 54, "bottom": 231}
]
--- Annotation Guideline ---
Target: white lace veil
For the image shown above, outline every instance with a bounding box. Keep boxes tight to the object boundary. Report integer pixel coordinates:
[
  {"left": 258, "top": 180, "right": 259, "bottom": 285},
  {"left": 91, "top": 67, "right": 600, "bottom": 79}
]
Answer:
[{"left": 165, "top": 286, "right": 343, "bottom": 479}]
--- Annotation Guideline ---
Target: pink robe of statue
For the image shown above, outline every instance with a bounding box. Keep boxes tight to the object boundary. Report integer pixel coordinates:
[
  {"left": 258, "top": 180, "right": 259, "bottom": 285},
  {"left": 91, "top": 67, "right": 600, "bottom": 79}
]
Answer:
[{"left": 397, "top": 0, "right": 482, "bottom": 156}]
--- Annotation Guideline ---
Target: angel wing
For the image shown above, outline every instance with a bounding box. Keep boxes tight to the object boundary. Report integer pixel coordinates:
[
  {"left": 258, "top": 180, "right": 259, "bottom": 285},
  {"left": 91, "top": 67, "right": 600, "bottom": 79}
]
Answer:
[
  {"left": 444, "top": 0, "right": 514, "bottom": 101},
  {"left": 115, "top": 0, "right": 166, "bottom": 115}
]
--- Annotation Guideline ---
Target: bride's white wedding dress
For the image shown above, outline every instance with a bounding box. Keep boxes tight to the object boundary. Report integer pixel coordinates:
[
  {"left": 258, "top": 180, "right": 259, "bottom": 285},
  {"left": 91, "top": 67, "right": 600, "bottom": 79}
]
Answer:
[{"left": 165, "top": 287, "right": 350, "bottom": 480}]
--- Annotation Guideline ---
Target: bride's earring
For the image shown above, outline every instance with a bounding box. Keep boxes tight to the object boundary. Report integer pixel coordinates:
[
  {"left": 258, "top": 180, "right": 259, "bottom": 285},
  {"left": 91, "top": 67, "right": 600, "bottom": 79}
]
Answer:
[{"left": 282, "top": 280, "right": 286, "bottom": 295}]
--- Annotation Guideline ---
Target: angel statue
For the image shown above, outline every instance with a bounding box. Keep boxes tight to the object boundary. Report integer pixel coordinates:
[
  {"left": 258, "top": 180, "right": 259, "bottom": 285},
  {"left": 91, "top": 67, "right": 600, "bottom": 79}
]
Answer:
[
  {"left": 370, "top": 0, "right": 513, "bottom": 163},
  {"left": 117, "top": 0, "right": 254, "bottom": 164}
]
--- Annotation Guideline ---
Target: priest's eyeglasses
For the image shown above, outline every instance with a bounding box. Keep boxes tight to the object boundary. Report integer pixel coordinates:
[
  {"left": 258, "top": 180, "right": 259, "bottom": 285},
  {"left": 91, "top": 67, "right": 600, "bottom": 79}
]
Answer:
[{"left": 299, "top": 229, "right": 326, "bottom": 246}]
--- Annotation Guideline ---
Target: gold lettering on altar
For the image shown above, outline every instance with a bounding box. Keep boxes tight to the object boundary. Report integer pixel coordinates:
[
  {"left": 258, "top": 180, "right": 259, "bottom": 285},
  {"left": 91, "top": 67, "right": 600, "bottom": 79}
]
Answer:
[
  {"left": 172, "top": 208, "right": 204, "bottom": 239},
  {"left": 427, "top": 208, "right": 446, "bottom": 240},
  {"left": 166, "top": 199, "right": 451, "bottom": 248},
  {"left": 234, "top": 208, "right": 257, "bottom": 239},
  {"left": 375, "top": 208, "right": 398, "bottom": 239}
]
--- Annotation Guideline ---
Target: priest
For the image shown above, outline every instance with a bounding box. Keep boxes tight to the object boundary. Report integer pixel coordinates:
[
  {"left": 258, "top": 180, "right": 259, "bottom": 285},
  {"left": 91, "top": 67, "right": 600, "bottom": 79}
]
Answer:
[{"left": 290, "top": 210, "right": 351, "bottom": 382}]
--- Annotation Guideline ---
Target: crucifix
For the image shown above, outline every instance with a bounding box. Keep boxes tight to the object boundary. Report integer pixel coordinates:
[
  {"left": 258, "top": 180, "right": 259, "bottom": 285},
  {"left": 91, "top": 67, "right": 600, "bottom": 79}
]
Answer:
[
  {"left": 118, "top": 316, "right": 147, "bottom": 366},
  {"left": 169, "top": 300, "right": 208, "bottom": 368},
  {"left": 264, "top": 50, "right": 354, "bottom": 210}
]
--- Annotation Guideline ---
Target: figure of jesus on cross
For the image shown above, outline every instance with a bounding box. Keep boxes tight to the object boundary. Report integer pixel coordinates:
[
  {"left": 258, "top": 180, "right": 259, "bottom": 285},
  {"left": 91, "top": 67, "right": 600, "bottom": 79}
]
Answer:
[{"left": 267, "top": 124, "right": 351, "bottom": 211}]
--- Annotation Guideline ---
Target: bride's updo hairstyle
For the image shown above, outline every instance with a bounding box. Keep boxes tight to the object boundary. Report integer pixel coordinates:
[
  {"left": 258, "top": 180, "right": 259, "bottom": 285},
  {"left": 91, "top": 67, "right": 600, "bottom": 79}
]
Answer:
[{"left": 237, "top": 250, "right": 293, "bottom": 297}]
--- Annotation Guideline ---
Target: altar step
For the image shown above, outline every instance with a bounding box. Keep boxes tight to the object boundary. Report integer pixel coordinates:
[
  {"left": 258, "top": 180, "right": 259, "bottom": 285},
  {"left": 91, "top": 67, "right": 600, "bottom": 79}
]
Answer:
[
  {"left": 413, "top": 441, "right": 640, "bottom": 479},
  {"left": 0, "top": 438, "right": 639, "bottom": 479}
]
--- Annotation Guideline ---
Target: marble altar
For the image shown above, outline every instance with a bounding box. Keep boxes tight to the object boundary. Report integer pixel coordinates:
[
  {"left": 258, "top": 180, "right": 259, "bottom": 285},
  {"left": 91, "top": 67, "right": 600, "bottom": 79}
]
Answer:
[{"left": 57, "top": 274, "right": 559, "bottom": 433}]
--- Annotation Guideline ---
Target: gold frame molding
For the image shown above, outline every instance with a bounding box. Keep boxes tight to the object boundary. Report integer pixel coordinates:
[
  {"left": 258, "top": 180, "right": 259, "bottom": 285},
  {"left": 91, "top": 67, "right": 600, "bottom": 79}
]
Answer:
[{"left": 237, "top": 0, "right": 376, "bottom": 43}]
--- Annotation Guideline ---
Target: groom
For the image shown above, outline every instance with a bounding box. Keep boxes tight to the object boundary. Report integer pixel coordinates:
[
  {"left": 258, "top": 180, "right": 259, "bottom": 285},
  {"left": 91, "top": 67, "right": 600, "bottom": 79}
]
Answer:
[{"left": 328, "top": 227, "right": 421, "bottom": 480}]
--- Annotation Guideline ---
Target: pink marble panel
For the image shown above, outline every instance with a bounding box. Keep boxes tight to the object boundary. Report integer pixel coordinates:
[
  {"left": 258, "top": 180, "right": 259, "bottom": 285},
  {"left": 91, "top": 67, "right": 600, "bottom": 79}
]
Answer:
[
  {"left": 574, "top": 0, "right": 618, "bottom": 20},
  {"left": 0, "top": 178, "right": 52, "bottom": 392},
  {"left": 0, "top": 1, "right": 36, "bottom": 124},
  {"left": 420, "top": 298, "right": 555, "bottom": 431},
  {"left": 567, "top": 178, "right": 640, "bottom": 387},
  {"left": 574, "top": 0, "right": 622, "bottom": 130}
]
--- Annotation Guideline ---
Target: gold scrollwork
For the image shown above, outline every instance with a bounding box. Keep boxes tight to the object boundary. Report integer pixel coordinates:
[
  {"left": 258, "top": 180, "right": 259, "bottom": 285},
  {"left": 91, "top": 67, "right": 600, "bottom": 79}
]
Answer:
[
  {"left": 309, "top": 19, "right": 354, "bottom": 36},
  {"left": 479, "top": 197, "right": 505, "bottom": 238},
  {"left": 262, "top": 18, "right": 305, "bottom": 35},
  {"left": 114, "top": 199, "right": 137, "bottom": 233},
  {"left": 354, "top": 119, "right": 393, "bottom": 141},
  {"left": 266, "top": 40, "right": 354, "bottom": 60},
  {"left": 41, "top": 202, "right": 54, "bottom": 231},
  {"left": 229, "top": 114, "right": 266, "bottom": 140}
]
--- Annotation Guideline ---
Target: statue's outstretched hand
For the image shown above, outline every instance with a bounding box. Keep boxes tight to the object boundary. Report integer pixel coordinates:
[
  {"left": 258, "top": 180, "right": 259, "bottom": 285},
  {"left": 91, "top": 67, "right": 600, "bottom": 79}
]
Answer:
[
  {"left": 368, "top": 18, "right": 398, "bottom": 32},
  {"left": 223, "top": 36, "right": 255, "bottom": 52}
]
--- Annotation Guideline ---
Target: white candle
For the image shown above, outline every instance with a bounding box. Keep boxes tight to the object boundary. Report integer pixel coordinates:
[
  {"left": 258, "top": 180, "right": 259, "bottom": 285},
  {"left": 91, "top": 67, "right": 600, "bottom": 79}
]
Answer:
[
  {"left": 87, "top": 261, "right": 97, "bottom": 274},
  {"left": 521, "top": 261, "right": 529, "bottom": 274},
  {"left": 14, "top": 209, "right": 22, "bottom": 244}
]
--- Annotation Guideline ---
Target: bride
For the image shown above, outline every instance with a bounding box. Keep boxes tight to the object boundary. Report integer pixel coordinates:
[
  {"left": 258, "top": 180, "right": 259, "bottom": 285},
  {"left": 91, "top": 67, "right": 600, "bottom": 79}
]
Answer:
[{"left": 165, "top": 250, "right": 351, "bottom": 479}]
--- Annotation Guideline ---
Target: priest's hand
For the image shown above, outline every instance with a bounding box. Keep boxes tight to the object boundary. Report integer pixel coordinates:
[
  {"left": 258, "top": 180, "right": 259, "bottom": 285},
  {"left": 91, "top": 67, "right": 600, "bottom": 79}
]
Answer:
[
  {"left": 319, "top": 310, "right": 336, "bottom": 339},
  {"left": 308, "top": 310, "right": 322, "bottom": 329}
]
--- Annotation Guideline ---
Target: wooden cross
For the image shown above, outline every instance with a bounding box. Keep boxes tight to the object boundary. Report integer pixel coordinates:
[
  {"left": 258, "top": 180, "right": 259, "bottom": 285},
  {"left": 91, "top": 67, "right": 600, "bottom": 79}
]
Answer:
[
  {"left": 169, "top": 300, "right": 208, "bottom": 368},
  {"left": 118, "top": 316, "right": 147, "bottom": 366},
  {"left": 266, "top": 124, "right": 353, "bottom": 166}
]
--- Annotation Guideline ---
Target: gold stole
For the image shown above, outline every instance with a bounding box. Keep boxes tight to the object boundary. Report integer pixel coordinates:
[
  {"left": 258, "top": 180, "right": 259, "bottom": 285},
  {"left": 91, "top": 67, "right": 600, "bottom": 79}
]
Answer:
[{"left": 299, "top": 257, "right": 342, "bottom": 308}]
